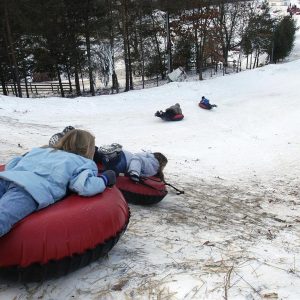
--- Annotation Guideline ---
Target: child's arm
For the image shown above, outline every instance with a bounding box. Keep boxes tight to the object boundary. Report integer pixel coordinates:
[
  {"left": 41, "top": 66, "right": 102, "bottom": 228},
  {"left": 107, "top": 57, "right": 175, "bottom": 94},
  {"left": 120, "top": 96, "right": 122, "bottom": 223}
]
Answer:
[
  {"left": 69, "top": 163, "right": 108, "bottom": 196},
  {"left": 5, "top": 156, "right": 23, "bottom": 170}
]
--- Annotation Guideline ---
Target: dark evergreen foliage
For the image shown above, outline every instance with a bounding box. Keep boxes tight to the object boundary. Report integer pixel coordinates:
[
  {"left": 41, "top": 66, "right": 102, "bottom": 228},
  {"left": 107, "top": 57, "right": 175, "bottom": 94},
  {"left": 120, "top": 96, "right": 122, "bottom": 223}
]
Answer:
[
  {"left": 241, "top": 1, "right": 275, "bottom": 68},
  {"left": 273, "top": 16, "right": 297, "bottom": 62},
  {"left": 0, "top": 0, "right": 297, "bottom": 97}
]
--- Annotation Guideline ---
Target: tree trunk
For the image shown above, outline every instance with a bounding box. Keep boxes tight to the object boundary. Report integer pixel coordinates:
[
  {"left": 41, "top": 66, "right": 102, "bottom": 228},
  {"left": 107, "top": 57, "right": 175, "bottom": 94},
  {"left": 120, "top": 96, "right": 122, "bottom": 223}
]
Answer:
[
  {"left": 74, "top": 65, "right": 81, "bottom": 96},
  {"left": 123, "top": 34, "right": 130, "bottom": 92},
  {"left": 199, "top": 34, "right": 207, "bottom": 80},
  {"left": 112, "top": 70, "right": 119, "bottom": 93},
  {"left": 124, "top": 0, "right": 133, "bottom": 90},
  {"left": 0, "top": 71, "right": 7, "bottom": 96},
  {"left": 24, "top": 74, "right": 29, "bottom": 98},
  {"left": 150, "top": 12, "right": 165, "bottom": 79},
  {"left": 128, "top": 43, "right": 133, "bottom": 90},
  {"left": 86, "top": 33, "right": 95, "bottom": 95},
  {"left": 56, "top": 64, "right": 65, "bottom": 98},
  {"left": 108, "top": 0, "right": 119, "bottom": 93},
  {"left": 198, "top": 46, "right": 203, "bottom": 80},
  {"left": 122, "top": 0, "right": 130, "bottom": 92},
  {"left": 66, "top": 66, "right": 73, "bottom": 93},
  {"left": 85, "top": 0, "right": 95, "bottom": 96},
  {"left": 166, "top": 11, "right": 173, "bottom": 73},
  {"left": 193, "top": 8, "right": 199, "bottom": 74},
  {"left": 139, "top": 10, "right": 145, "bottom": 89},
  {"left": 252, "top": 49, "right": 258, "bottom": 69},
  {"left": 4, "top": 1, "right": 22, "bottom": 98},
  {"left": 80, "top": 68, "right": 85, "bottom": 92},
  {"left": 0, "top": 56, "right": 7, "bottom": 95}
]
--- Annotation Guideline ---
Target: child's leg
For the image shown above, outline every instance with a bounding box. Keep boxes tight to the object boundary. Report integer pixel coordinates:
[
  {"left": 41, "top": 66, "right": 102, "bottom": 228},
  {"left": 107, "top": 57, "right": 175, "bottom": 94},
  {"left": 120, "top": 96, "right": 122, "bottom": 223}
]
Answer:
[
  {"left": 0, "top": 182, "right": 38, "bottom": 237},
  {"left": 0, "top": 178, "right": 10, "bottom": 198},
  {"left": 128, "top": 156, "right": 142, "bottom": 177}
]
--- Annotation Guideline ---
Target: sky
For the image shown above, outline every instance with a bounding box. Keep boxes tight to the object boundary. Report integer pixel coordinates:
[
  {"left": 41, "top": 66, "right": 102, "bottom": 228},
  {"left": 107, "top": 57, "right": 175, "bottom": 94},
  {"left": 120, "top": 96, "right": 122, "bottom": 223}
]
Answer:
[{"left": 0, "top": 9, "right": 299, "bottom": 300}]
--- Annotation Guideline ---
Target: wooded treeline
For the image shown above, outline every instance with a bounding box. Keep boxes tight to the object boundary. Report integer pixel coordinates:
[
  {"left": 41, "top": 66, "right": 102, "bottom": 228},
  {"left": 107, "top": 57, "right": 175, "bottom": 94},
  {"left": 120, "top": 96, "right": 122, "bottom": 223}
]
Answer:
[{"left": 0, "top": 0, "right": 296, "bottom": 97}]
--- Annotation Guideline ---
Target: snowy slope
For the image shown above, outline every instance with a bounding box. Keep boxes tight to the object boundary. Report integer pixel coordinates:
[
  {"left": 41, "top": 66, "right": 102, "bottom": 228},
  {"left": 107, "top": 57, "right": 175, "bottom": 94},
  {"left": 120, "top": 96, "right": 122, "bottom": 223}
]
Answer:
[{"left": 1, "top": 58, "right": 300, "bottom": 182}]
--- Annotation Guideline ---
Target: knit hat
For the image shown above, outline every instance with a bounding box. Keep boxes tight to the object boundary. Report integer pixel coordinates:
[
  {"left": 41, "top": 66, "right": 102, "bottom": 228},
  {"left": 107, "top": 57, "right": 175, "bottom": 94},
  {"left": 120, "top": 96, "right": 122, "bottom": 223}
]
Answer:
[
  {"left": 49, "top": 126, "right": 75, "bottom": 147},
  {"left": 49, "top": 132, "right": 64, "bottom": 147},
  {"left": 62, "top": 126, "right": 75, "bottom": 134}
]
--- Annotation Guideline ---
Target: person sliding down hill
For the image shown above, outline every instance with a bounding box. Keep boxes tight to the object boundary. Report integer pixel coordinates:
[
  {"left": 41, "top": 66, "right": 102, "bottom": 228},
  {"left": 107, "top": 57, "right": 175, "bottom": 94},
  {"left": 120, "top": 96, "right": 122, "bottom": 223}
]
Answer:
[
  {"left": 0, "top": 129, "right": 116, "bottom": 237},
  {"left": 99, "top": 147, "right": 168, "bottom": 183},
  {"left": 199, "top": 96, "right": 217, "bottom": 110},
  {"left": 155, "top": 103, "right": 182, "bottom": 120}
]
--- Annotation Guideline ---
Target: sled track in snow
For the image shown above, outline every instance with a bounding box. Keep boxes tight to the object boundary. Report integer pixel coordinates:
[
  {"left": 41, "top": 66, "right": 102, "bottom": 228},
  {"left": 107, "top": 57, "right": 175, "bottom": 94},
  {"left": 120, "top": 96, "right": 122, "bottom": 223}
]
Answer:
[
  {"left": 0, "top": 116, "right": 56, "bottom": 131},
  {"left": 0, "top": 116, "right": 57, "bottom": 163},
  {"left": 0, "top": 175, "right": 299, "bottom": 299}
]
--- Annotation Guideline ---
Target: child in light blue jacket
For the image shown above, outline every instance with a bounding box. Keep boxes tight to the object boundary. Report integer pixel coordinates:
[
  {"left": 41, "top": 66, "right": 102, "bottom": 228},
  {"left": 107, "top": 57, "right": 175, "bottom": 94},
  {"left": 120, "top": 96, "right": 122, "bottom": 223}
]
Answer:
[
  {"left": 0, "top": 129, "right": 116, "bottom": 237},
  {"left": 100, "top": 149, "right": 168, "bottom": 182}
]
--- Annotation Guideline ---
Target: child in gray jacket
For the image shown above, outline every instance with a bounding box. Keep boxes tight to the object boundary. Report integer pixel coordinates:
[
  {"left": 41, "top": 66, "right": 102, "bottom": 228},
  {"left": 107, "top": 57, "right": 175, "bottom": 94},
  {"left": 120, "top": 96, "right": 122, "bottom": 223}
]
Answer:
[{"left": 99, "top": 149, "right": 168, "bottom": 182}]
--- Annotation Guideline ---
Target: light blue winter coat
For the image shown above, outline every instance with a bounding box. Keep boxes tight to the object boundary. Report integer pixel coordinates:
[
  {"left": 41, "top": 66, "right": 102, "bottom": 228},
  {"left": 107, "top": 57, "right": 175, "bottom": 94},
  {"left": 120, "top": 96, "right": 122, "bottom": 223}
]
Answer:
[
  {"left": 123, "top": 150, "right": 159, "bottom": 177},
  {"left": 0, "top": 147, "right": 106, "bottom": 210}
]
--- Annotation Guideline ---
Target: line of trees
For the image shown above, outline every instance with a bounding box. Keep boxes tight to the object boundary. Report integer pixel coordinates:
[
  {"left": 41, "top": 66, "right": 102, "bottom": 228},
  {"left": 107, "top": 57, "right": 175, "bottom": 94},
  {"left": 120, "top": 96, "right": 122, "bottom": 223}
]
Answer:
[{"left": 0, "top": 0, "right": 297, "bottom": 98}]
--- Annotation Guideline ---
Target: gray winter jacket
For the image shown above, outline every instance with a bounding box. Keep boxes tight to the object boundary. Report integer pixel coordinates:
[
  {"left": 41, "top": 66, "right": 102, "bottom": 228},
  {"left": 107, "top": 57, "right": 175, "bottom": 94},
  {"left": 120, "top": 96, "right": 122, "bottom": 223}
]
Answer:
[
  {"left": 104, "top": 150, "right": 159, "bottom": 177},
  {"left": 123, "top": 151, "right": 159, "bottom": 177},
  {"left": 167, "top": 103, "right": 182, "bottom": 114}
]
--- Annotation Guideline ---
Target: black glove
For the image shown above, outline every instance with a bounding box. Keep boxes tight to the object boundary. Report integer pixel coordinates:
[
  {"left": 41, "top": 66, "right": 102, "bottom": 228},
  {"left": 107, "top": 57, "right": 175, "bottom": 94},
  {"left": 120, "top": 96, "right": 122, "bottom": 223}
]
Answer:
[
  {"left": 93, "top": 146, "right": 103, "bottom": 164},
  {"left": 100, "top": 170, "right": 116, "bottom": 187}
]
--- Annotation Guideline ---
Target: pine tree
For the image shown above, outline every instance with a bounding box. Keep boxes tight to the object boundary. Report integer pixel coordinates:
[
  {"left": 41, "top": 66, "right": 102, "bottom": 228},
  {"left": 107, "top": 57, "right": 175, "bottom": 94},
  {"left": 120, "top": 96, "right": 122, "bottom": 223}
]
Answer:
[
  {"left": 272, "top": 16, "right": 297, "bottom": 62},
  {"left": 241, "top": 1, "right": 275, "bottom": 68}
]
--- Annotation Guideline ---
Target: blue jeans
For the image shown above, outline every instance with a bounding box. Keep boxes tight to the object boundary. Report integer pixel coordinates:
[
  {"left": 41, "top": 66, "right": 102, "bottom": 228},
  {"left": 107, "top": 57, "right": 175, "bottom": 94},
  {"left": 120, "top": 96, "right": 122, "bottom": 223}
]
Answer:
[
  {"left": 0, "top": 178, "right": 38, "bottom": 237},
  {"left": 103, "top": 151, "right": 127, "bottom": 176},
  {"left": 127, "top": 156, "right": 142, "bottom": 176}
]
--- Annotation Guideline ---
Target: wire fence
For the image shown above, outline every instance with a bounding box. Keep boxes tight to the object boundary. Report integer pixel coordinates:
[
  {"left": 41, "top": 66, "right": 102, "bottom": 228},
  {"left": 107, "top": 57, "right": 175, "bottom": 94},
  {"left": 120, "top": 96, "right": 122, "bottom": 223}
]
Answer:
[
  {"left": 0, "top": 61, "right": 243, "bottom": 98},
  {"left": 3, "top": 82, "right": 76, "bottom": 98}
]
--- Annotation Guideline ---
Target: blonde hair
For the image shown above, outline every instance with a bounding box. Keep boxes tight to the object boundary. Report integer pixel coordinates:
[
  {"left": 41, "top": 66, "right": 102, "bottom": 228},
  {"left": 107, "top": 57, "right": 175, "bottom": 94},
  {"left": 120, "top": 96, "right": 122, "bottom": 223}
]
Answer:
[
  {"left": 153, "top": 152, "right": 168, "bottom": 181},
  {"left": 52, "top": 129, "right": 95, "bottom": 159}
]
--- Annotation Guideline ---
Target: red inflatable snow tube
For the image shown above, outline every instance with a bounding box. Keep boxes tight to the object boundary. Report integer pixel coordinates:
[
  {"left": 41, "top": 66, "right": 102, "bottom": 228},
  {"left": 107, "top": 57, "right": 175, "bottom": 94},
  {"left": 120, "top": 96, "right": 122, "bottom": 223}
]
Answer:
[
  {"left": 158, "top": 114, "right": 184, "bottom": 121},
  {"left": 199, "top": 103, "right": 212, "bottom": 110},
  {"left": 169, "top": 114, "right": 184, "bottom": 121},
  {"left": 116, "top": 175, "right": 168, "bottom": 205},
  {"left": 0, "top": 165, "right": 130, "bottom": 281}
]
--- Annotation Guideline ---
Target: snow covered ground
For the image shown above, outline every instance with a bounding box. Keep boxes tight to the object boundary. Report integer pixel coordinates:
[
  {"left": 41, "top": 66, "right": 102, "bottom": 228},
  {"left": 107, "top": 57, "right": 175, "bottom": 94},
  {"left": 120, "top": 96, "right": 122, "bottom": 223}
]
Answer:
[{"left": 0, "top": 13, "right": 299, "bottom": 300}]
